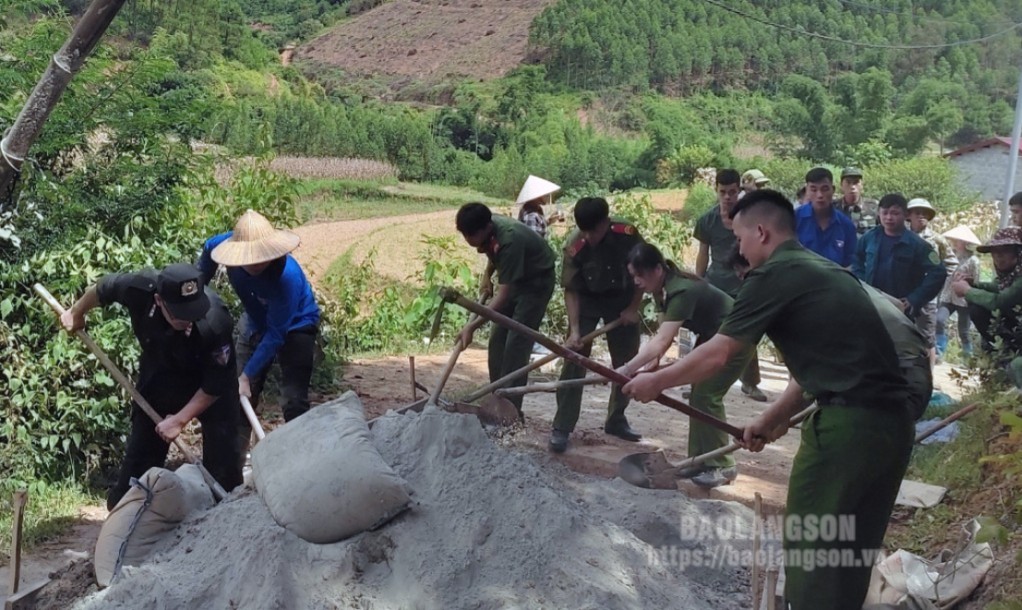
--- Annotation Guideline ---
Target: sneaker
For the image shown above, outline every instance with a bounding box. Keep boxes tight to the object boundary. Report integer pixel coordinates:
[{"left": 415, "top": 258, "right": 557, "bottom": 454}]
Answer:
[
  {"left": 692, "top": 466, "right": 738, "bottom": 488},
  {"left": 549, "top": 428, "right": 569, "bottom": 453},
  {"left": 741, "top": 384, "right": 768, "bottom": 402}
]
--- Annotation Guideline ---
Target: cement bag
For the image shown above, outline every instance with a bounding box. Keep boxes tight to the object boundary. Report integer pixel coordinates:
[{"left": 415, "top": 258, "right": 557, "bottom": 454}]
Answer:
[
  {"left": 94, "top": 465, "right": 214, "bottom": 587},
  {"left": 251, "top": 391, "right": 412, "bottom": 544}
]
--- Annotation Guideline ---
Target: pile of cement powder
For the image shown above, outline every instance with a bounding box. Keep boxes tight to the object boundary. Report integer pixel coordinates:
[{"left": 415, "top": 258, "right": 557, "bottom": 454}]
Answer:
[{"left": 73, "top": 406, "right": 754, "bottom": 609}]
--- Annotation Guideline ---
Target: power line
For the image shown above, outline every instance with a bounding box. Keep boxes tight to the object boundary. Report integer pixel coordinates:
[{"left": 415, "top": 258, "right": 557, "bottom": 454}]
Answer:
[{"left": 702, "top": 0, "right": 1022, "bottom": 49}]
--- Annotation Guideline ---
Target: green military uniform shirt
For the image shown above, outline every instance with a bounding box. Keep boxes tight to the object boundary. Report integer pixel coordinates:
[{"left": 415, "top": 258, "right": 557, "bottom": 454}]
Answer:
[
  {"left": 718, "top": 239, "right": 907, "bottom": 407},
  {"left": 834, "top": 196, "right": 879, "bottom": 235},
  {"left": 656, "top": 271, "right": 732, "bottom": 341},
  {"left": 693, "top": 207, "right": 742, "bottom": 296},
  {"left": 487, "top": 216, "right": 556, "bottom": 290},
  {"left": 965, "top": 277, "right": 1022, "bottom": 314},
  {"left": 561, "top": 217, "right": 642, "bottom": 310}
]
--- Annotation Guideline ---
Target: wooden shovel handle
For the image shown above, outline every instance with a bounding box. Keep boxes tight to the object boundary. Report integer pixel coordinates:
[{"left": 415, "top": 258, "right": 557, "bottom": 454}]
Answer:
[
  {"left": 441, "top": 288, "right": 743, "bottom": 438},
  {"left": 463, "top": 318, "right": 624, "bottom": 403},
  {"left": 428, "top": 310, "right": 486, "bottom": 405}
]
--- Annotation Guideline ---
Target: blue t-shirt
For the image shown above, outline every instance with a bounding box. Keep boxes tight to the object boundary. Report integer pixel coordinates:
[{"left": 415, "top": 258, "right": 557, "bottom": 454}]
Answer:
[
  {"left": 794, "top": 204, "right": 858, "bottom": 267},
  {"left": 198, "top": 232, "right": 320, "bottom": 377}
]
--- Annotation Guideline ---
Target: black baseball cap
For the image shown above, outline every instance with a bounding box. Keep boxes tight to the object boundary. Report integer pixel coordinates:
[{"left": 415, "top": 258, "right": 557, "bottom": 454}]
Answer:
[{"left": 156, "top": 263, "right": 210, "bottom": 321}]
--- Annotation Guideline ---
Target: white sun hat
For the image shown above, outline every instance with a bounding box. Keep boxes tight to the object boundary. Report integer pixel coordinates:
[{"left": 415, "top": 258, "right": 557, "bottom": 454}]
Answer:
[
  {"left": 906, "top": 198, "right": 937, "bottom": 220},
  {"left": 211, "top": 209, "right": 301, "bottom": 266},
  {"left": 515, "top": 175, "right": 560, "bottom": 205},
  {"left": 942, "top": 225, "right": 981, "bottom": 246}
]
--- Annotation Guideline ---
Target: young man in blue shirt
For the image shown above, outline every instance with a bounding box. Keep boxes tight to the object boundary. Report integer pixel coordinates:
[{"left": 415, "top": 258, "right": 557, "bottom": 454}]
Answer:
[
  {"left": 198, "top": 210, "right": 321, "bottom": 436},
  {"left": 795, "top": 167, "right": 858, "bottom": 267}
]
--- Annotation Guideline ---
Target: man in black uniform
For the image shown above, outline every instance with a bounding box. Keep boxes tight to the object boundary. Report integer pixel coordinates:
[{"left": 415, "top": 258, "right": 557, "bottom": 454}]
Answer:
[{"left": 61, "top": 263, "right": 242, "bottom": 509}]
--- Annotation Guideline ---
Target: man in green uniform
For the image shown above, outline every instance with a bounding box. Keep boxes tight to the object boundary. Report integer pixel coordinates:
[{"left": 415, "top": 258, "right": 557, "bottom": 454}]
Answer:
[
  {"left": 624, "top": 190, "right": 913, "bottom": 610},
  {"left": 455, "top": 203, "right": 556, "bottom": 413},
  {"left": 834, "top": 166, "right": 879, "bottom": 235},
  {"left": 550, "top": 197, "right": 644, "bottom": 453},
  {"left": 694, "top": 168, "right": 768, "bottom": 401}
]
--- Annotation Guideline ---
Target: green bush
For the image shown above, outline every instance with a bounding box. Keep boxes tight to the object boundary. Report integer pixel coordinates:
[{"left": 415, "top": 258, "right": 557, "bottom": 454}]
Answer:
[
  {"left": 677, "top": 183, "right": 717, "bottom": 224},
  {"left": 320, "top": 236, "right": 480, "bottom": 355},
  {"left": 866, "top": 157, "right": 974, "bottom": 213}
]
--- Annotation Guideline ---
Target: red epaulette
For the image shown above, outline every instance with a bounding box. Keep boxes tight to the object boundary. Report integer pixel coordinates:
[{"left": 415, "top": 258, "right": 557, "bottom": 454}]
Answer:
[
  {"left": 610, "top": 222, "right": 636, "bottom": 236},
  {"left": 488, "top": 235, "right": 501, "bottom": 255},
  {"left": 566, "top": 238, "right": 587, "bottom": 257}
]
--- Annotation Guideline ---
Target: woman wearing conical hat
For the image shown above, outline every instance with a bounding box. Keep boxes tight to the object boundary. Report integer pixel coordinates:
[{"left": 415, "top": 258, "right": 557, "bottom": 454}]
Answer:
[
  {"left": 514, "top": 175, "right": 560, "bottom": 239},
  {"left": 936, "top": 225, "right": 981, "bottom": 360},
  {"left": 198, "top": 210, "right": 321, "bottom": 437}
]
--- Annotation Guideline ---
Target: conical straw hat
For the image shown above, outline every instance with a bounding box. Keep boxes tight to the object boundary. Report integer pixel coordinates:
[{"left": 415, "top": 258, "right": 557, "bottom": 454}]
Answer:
[
  {"left": 515, "top": 175, "right": 560, "bottom": 205},
  {"left": 942, "top": 225, "right": 981, "bottom": 246},
  {"left": 211, "top": 209, "right": 300, "bottom": 266}
]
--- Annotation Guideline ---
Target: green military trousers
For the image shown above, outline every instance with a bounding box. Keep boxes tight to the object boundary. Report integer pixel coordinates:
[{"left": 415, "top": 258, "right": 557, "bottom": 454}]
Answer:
[
  {"left": 783, "top": 405, "right": 913, "bottom": 610},
  {"left": 553, "top": 310, "right": 640, "bottom": 431},
  {"left": 902, "top": 356, "right": 933, "bottom": 420},
  {"left": 687, "top": 344, "right": 753, "bottom": 468},
  {"left": 488, "top": 280, "right": 554, "bottom": 412}
]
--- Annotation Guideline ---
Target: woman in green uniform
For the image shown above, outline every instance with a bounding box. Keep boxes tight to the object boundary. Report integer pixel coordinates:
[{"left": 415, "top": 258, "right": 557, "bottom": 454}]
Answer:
[{"left": 619, "top": 243, "right": 754, "bottom": 488}]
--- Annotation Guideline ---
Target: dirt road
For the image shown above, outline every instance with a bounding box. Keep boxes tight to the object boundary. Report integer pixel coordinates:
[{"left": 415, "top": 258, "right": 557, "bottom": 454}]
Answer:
[{"left": 293, "top": 209, "right": 464, "bottom": 283}]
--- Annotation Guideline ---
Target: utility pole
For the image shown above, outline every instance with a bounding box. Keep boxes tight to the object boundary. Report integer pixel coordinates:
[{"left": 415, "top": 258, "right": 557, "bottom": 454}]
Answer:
[
  {"left": 1001, "top": 55, "right": 1022, "bottom": 228},
  {"left": 0, "top": 0, "right": 128, "bottom": 210}
]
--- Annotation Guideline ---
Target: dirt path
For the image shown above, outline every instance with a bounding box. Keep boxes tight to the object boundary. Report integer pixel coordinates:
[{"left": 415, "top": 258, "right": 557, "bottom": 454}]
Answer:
[
  {"left": 0, "top": 506, "right": 106, "bottom": 594},
  {"left": 293, "top": 209, "right": 465, "bottom": 283},
  {"left": 345, "top": 348, "right": 975, "bottom": 513}
]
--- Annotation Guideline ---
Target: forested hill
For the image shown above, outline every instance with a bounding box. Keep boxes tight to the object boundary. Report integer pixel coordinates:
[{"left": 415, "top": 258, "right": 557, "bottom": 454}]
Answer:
[{"left": 530, "top": 0, "right": 1022, "bottom": 95}]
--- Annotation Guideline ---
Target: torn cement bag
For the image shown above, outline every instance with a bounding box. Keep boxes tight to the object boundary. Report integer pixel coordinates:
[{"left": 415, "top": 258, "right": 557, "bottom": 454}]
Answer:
[
  {"left": 94, "top": 464, "right": 215, "bottom": 587},
  {"left": 251, "top": 391, "right": 412, "bottom": 544},
  {"left": 864, "top": 519, "right": 994, "bottom": 608}
]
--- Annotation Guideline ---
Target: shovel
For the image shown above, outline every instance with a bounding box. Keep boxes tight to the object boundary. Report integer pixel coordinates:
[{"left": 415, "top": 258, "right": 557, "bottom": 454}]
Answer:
[
  {"left": 618, "top": 405, "right": 820, "bottom": 489},
  {"left": 494, "top": 376, "right": 608, "bottom": 396},
  {"left": 377, "top": 296, "right": 520, "bottom": 427},
  {"left": 461, "top": 319, "right": 623, "bottom": 406},
  {"left": 34, "top": 283, "right": 229, "bottom": 501},
  {"left": 440, "top": 288, "right": 743, "bottom": 438}
]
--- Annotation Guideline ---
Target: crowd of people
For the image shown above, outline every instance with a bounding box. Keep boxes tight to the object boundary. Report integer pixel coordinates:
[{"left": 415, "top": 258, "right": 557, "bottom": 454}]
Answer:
[
  {"left": 55, "top": 166, "right": 1022, "bottom": 610},
  {"left": 452, "top": 170, "right": 1021, "bottom": 610}
]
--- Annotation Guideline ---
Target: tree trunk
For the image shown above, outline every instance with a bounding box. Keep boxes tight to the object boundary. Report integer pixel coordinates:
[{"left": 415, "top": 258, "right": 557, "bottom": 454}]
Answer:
[{"left": 0, "top": 0, "right": 128, "bottom": 210}]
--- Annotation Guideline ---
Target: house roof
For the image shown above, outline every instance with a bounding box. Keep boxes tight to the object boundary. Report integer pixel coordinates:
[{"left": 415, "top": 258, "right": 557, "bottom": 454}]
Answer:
[{"left": 944, "top": 136, "right": 1022, "bottom": 158}]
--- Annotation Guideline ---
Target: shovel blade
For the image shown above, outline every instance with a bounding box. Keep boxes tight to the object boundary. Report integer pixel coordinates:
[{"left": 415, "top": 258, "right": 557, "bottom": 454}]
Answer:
[
  {"left": 618, "top": 451, "right": 678, "bottom": 490},
  {"left": 452, "top": 394, "right": 521, "bottom": 427}
]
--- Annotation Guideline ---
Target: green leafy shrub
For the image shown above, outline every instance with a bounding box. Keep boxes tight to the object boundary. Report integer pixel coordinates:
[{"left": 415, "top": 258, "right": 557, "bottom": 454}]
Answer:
[
  {"left": 677, "top": 183, "right": 717, "bottom": 224},
  {"left": 655, "top": 144, "right": 718, "bottom": 187}
]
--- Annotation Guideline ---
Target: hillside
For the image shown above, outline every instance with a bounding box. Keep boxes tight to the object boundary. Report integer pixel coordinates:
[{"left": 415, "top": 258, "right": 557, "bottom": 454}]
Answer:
[{"left": 294, "top": 0, "right": 555, "bottom": 86}]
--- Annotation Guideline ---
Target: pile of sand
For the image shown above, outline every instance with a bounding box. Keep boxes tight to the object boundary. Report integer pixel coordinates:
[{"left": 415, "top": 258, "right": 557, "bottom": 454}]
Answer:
[{"left": 73, "top": 406, "right": 754, "bottom": 609}]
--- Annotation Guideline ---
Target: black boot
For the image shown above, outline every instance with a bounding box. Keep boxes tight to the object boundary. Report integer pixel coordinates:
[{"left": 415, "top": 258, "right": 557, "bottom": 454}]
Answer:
[
  {"left": 604, "top": 420, "right": 641, "bottom": 442},
  {"left": 549, "top": 428, "right": 569, "bottom": 453}
]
